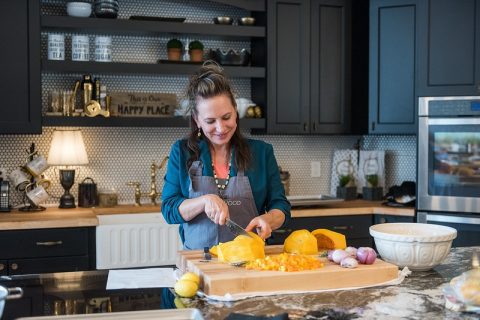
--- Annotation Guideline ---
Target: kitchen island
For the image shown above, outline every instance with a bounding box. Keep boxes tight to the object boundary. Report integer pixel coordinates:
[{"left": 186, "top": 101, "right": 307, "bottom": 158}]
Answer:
[{"left": 1, "top": 247, "right": 478, "bottom": 319}]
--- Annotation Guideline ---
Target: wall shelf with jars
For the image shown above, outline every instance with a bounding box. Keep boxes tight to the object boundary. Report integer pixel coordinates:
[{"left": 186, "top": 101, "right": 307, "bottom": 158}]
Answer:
[{"left": 40, "top": 0, "right": 267, "bottom": 130}]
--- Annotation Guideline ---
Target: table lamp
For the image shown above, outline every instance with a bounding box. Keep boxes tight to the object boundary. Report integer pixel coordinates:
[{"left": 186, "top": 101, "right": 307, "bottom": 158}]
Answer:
[{"left": 47, "top": 129, "right": 89, "bottom": 208}]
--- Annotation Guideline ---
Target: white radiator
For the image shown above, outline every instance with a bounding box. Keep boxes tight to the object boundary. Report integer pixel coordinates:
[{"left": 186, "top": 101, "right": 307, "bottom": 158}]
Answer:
[{"left": 96, "top": 213, "right": 182, "bottom": 269}]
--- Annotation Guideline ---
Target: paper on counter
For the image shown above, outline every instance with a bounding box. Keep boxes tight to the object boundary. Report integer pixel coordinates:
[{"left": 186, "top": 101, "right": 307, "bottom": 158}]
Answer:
[{"left": 106, "top": 267, "right": 176, "bottom": 290}]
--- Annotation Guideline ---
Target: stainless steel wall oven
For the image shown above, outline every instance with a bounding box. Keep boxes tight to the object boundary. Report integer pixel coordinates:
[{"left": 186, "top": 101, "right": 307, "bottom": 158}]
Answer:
[{"left": 417, "top": 96, "right": 480, "bottom": 246}]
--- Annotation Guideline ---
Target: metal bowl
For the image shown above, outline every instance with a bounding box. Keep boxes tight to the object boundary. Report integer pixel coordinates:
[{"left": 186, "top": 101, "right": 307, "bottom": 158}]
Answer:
[
  {"left": 238, "top": 17, "right": 255, "bottom": 26},
  {"left": 213, "top": 16, "right": 233, "bottom": 25},
  {"left": 209, "top": 48, "right": 250, "bottom": 66}
]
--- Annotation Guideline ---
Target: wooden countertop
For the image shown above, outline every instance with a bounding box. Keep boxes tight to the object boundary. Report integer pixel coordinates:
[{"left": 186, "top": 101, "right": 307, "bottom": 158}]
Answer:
[{"left": 0, "top": 201, "right": 414, "bottom": 230}]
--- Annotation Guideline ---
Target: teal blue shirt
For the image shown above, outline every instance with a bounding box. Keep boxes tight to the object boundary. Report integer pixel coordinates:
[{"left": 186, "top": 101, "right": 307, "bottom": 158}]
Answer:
[{"left": 161, "top": 138, "right": 291, "bottom": 240}]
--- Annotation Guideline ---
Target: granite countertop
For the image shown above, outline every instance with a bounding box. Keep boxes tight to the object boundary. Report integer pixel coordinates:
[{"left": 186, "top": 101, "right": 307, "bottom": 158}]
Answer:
[
  {"left": 183, "top": 246, "right": 479, "bottom": 320},
  {"left": 1, "top": 247, "right": 477, "bottom": 319},
  {"left": 0, "top": 200, "right": 414, "bottom": 230}
]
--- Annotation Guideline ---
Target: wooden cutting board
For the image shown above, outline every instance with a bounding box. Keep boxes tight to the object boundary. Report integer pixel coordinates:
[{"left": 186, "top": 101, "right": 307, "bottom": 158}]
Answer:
[{"left": 176, "top": 245, "right": 399, "bottom": 296}]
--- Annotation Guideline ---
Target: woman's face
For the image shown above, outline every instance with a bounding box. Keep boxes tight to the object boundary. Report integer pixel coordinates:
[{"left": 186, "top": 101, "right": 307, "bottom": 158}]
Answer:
[{"left": 194, "top": 94, "right": 237, "bottom": 148}]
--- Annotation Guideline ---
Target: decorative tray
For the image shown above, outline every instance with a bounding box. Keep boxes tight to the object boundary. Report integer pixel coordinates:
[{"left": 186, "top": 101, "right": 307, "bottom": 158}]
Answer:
[{"left": 287, "top": 195, "right": 344, "bottom": 207}]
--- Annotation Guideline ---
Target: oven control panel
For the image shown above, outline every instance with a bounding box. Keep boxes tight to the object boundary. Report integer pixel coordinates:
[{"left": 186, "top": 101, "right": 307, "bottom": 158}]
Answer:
[{"left": 421, "top": 97, "right": 480, "bottom": 117}]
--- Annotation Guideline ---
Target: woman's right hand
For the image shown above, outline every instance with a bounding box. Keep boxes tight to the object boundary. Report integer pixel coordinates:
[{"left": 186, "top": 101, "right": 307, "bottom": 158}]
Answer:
[{"left": 202, "top": 194, "right": 229, "bottom": 225}]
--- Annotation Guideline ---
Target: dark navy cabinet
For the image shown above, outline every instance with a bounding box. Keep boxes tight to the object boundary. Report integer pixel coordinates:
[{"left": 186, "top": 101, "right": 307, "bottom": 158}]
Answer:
[
  {"left": 369, "top": 0, "right": 418, "bottom": 134},
  {"left": 0, "top": 1, "right": 41, "bottom": 134},
  {"left": 417, "top": 0, "right": 480, "bottom": 96},
  {"left": 267, "top": 0, "right": 352, "bottom": 134}
]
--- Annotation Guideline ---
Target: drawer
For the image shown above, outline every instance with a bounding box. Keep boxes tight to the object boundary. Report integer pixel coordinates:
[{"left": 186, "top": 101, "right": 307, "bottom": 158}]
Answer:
[
  {"left": 374, "top": 214, "right": 414, "bottom": 225},
  {"left": 0, "top": 228, "right": 89, "bottom": 259},
  {"left": 269, "top": 215, "right": 373, "bottom": 245},
  {"left": 8, "top": 256, "right": 90, "bottom": 275}
]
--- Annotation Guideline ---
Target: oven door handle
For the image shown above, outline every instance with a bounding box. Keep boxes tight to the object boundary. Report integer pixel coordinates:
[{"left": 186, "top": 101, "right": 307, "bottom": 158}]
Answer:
[
  {"left": 423, "top": 213, "right": 480, "bottom": 225},
  {"left": 428, "top": 118, "right": 480, "bottom": 126}
]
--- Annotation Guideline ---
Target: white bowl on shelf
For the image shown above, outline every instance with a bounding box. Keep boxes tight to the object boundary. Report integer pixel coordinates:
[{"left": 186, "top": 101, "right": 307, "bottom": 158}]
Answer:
[
  {"left": 369, "top": 223, "right": 457, "bottom": 271},
  {"left": 67, "top": 2, "right": 92, "bottom": 18}
]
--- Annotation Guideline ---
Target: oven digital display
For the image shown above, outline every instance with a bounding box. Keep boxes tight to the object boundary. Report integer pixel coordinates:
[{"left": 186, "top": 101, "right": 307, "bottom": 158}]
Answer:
[{"left": 471, "top": 101, "right": 480, "bottom": 111}]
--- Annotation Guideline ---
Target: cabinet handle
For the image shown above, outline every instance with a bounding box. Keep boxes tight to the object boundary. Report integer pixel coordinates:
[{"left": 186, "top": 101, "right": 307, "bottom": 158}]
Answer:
[
  {"left": 10, "top": 263, "right": 18, "bottom": 270},
  {"left": 312, "top": 121, "right": 316, "bottom": 131},
  {"left": 0, "top": 263, "right": 4, "bottom": 271},
  {"left": 333, "top": 225, "right": 352, "bottom": 230},
  {"left": 36, "top": 240, "right": 63, "bottom": 246},
  {"left": 303, "top": 123, "right": 308, "bottom": 131},
  {"left": 379, "top": 217, "right": 387, "bottom": 224},
  {"left": 371, "top": 122, "right": 375, "bottom": 131}
]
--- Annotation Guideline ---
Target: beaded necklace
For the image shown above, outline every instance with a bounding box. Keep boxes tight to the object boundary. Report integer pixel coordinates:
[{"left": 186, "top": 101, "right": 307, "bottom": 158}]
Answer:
[{"left": 212, "top": 148, "right": 232, "bottom": 190}]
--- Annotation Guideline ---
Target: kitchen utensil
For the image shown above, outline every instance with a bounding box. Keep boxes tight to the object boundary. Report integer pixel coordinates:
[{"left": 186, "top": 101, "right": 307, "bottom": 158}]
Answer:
[
  {"left": 0, "top": 286, "right": 23, "bottom": 318},
  {"left": 225, "top": 218, "right": 252, "bottom": 238},
  {"left": 78, "top": 177, "right": 99, "bottom": 208}
]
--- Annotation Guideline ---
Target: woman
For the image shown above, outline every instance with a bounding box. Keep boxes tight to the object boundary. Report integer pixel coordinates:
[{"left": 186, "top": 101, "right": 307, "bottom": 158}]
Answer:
[{"left": 161, "top": 63, "right": 290, "bottom": 250}]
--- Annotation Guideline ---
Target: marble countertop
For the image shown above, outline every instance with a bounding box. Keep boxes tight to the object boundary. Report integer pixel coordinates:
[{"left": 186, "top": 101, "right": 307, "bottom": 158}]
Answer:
[{"left": 183, "top": 246, "right": 479, "bottom": 319}]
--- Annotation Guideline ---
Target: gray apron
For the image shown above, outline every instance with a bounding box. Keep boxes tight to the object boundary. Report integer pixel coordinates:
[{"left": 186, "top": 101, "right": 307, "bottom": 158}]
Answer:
[{"left": 183, "top": 160, "right": 258, "bottom": 250}]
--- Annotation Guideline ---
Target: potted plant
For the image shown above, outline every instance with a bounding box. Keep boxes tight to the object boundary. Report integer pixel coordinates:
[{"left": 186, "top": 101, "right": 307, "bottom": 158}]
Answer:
[
  {"left": 336, "top": 174, "right": 357, "bottom": 201},
  {"left": 363, "top": 174, "right": 384, "bottom": 201},
  {"left": 188, "top": 40, "right": 204, "bottom": 62},
  {"left": 167, "top": 38, "right": 183, "bottom": 61}
]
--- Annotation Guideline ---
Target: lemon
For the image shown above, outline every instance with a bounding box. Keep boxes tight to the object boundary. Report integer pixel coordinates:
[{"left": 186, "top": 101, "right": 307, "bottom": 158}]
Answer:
[
  {"left": 174, "top": 297, "right": 186, "bottom": 308},
  {"left": 180, "top": 272, "right": 200, "bottom": 285},
  {"left": 174, "top": 279, "right": 198, "bottom": 298}
]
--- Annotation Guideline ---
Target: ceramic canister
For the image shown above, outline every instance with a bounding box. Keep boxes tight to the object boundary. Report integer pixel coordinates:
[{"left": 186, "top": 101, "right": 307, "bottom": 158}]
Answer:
[
  {"left": 72, "top": 35, "right": 90, "bottom": 61},
  {"left": 95, "top": 36, "right": 112, "bottom": 62},
  {"left": 48, "top": 34, "right": 65, "bottom": 60}
]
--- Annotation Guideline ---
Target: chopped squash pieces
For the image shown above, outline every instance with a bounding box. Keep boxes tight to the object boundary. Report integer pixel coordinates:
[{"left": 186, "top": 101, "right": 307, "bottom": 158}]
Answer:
[
  {"left": 311, "top": 229, "right": 347, "bottom": 250},
  {"left": 245, "top": 253, "right": 324, "bottom": 272}
]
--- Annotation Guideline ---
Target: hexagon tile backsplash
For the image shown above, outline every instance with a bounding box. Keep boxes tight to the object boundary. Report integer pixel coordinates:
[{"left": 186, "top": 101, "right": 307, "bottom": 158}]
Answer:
[{"left": 0, "top": 128, "right": 416, "bottom": 208}]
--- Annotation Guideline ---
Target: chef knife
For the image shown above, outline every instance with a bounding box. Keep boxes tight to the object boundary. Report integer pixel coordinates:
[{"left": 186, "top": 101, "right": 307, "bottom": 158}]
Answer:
[{"left": 225, "top": 218, "right": 253, "bottom": 238}]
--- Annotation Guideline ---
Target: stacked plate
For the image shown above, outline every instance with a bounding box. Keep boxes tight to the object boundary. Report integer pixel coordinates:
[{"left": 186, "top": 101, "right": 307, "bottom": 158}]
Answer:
[{"left": 94, "top": 0, "right": 118, "bottom": 18}]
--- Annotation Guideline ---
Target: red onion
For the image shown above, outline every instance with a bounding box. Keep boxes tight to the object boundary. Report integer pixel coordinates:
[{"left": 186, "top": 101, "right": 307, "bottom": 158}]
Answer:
[
  {"left": 332, "top": 249, "right": 349, "bottom": 264},
  {"left": 340, "top": 256, "right": 358, "bottom": 268},
  {"left": 344, "top": 246, "right": 357, "bottom": 257},
  {"left": 356, "top": 247, "right": 377, "bottom": 264},
  {"left": 327, "top": 250, "right": 335, "bottom": 261}
]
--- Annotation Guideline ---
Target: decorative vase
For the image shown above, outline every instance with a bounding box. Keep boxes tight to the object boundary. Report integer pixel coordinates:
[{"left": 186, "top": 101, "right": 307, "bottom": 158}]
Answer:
[
  {"left": 362, "top": 187, "right": 384, "bottom": 201},
  {"left": 336, "top": 186, "right": 357, "bottom": 201},
  {"left": 189, "top": 49, "right": 204, "bottom": 62},
  {"left": 167, "top": 48, "right": 182, "bottom": 61}
]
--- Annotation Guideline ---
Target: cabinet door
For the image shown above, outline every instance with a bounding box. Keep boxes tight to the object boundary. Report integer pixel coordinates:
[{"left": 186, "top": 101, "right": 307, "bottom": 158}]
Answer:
[
  {"left": 0, "top": 0, "right": 41, "bottom": 134},
  {"left": 267, "top": 0, "right": 310, "bottom": 134},
  {"left": 417, "top": 0, "right": 480, "bottom": 96},
  {"left": 369, "top": 0, "right": 417, "bottom": 134},
  {"left": 310, "top": 0, "right": 351, "bottom": 134}
]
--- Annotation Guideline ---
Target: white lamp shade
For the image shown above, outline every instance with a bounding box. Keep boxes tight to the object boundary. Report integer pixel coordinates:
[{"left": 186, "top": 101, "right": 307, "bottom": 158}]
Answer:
[{"left": 47, "top": 129, "right": 89, "bottom": 166}]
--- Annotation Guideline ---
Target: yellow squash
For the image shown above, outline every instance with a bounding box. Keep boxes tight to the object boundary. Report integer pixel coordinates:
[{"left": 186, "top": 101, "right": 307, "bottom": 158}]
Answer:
[
  {"left": 283, "top": 229, "right": 318, "bottom": 255},
  {"left": 216, "top": 231, "right": 265, "bottom": 263},
  {"left": 311, "top": 228, "right": 346, "bottom": 250}
]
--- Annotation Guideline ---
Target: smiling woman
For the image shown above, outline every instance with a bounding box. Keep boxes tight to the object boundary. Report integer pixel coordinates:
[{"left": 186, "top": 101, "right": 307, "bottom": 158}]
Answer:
[{"left": 161, "top": 62, "right": 291, "bottom": 250}]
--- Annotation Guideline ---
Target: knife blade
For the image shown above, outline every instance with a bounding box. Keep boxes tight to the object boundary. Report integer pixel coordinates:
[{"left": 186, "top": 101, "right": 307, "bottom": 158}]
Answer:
[{"left": 225, "top": 218, "right": 253, "bottom": 238}]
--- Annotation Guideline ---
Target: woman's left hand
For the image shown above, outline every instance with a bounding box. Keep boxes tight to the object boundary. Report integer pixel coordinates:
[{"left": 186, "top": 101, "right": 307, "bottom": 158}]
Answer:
[{"left": 245, "top": 216, "right": 272, "bottom": 240}]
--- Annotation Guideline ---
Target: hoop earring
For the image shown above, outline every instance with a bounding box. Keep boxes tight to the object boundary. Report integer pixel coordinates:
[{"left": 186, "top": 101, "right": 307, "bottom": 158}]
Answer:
[{"left": 197, "top": 128, "right": 202, "bottom": 137}]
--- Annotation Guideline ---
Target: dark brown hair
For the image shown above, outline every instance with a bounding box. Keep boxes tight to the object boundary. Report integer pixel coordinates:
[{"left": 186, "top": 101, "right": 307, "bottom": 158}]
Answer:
[{"left": 185, "top": 62, "right": 250, "bottom": 171}]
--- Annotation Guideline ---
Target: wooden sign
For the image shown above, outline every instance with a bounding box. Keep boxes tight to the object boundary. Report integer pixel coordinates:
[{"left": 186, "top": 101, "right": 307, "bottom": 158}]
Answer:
[{"left": 109, "top": 92, "right": 177, "bottom": 117}]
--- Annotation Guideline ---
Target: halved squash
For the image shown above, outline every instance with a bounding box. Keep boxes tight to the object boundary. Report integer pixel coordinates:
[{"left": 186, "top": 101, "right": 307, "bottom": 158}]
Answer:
[
  {"left": 311, "top": 228, "right": 346, "bottom": 250},
  {"left": 215, "top": 231, "right": 265, "bottom": 263},
  {"left": 283, "top": 229, "right": 318, "bottom": 255}
]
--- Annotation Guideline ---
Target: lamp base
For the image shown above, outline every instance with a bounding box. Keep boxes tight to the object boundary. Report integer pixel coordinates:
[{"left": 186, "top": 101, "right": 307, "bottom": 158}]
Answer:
[{"left": 59, "top": 193, "right": 76, "bottom": 208}]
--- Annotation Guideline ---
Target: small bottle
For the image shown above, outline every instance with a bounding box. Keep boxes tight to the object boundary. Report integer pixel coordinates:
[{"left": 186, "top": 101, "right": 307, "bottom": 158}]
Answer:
[
  {"left": 99, "top": 85, "right": 107, "bottom": 110},
  {"left": 81, "top": 74, "right": 93, "bottom": 107},
  {"left": 93, "top": 77, "right": 101, "bottom": 102},
  {"left": 183, "top": 39, "right": 190, "bottom": 61}
]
